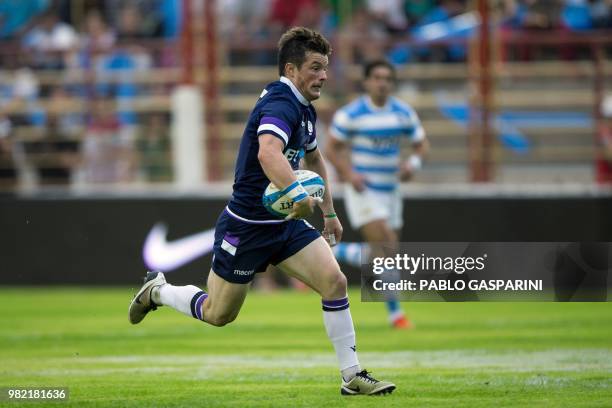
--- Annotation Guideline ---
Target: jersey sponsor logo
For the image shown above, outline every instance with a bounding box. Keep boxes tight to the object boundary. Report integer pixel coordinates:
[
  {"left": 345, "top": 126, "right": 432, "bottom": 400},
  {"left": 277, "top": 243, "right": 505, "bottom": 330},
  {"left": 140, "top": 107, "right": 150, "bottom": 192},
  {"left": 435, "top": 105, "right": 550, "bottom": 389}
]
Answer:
[
  {"left": 284, "top": 148, "right": 300, "bottom": 161},
  {"left": 370, "top": 136, "right": 401, "bottom": 149},
  {"left": 143, "top": 223, "right": 215, "bottom": 272}
]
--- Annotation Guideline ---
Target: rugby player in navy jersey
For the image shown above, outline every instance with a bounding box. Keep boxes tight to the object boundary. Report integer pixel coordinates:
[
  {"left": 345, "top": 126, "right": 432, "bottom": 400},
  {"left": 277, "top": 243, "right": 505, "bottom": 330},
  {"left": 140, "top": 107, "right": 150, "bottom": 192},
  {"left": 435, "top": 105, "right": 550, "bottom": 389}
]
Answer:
[{"left": 129, "top": 27, "right": 395, "bottom": 396}]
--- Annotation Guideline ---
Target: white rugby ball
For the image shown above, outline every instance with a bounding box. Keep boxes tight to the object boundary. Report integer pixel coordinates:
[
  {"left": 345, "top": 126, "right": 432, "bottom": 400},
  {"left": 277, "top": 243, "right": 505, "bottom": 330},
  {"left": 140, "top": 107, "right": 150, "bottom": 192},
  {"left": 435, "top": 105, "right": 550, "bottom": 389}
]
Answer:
[{"left": 263, "top": 170, "right": 325, "bottom": 217}]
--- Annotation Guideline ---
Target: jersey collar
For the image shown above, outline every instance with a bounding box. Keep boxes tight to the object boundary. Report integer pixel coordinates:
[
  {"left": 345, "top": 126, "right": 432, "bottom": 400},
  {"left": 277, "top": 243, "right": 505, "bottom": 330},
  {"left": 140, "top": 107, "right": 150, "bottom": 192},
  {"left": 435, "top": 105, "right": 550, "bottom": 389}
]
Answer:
[
  {"left": 280, "top": 76, "right": 310, "bottom": 106},
  {"left": 364, "top": 95, "right": 391, "bottom": 112}
]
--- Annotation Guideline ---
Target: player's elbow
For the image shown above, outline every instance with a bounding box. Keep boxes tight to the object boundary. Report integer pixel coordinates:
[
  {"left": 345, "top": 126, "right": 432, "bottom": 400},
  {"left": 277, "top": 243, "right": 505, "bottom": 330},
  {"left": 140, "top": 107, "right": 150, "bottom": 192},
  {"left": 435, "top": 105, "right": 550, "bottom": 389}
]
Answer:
[
  {"left": 324, "top": 139, "right": 344, "bottom": 162},
  {"left": 257, "top": 145, "right": 276, "bottom": 167},
  {"left": 415, "top": 138, "right": 430, "bottom": 156}
]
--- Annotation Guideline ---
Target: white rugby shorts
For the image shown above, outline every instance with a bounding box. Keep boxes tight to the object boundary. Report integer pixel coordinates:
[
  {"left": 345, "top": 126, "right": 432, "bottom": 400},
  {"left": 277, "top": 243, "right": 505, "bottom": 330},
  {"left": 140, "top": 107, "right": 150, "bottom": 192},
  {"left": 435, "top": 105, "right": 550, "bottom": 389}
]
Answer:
[{"left": 344, "top": 184, "right": 403, "bottom": 231}]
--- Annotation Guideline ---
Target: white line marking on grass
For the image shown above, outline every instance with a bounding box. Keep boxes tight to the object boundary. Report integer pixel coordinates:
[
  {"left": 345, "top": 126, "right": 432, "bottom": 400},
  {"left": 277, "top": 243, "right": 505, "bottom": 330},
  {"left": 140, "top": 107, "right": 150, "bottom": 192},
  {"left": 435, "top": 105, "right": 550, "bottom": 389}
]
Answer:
[{"left": 71, "top": 349, "right": 612, "bottom": 372}]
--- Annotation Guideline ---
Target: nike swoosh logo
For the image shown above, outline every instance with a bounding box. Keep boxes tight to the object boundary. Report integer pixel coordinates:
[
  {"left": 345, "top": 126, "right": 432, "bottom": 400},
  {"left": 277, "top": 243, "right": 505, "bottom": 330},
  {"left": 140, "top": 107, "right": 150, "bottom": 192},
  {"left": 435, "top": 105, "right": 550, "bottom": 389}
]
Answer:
[
  {"left": 345, "top": 386, "right": 360, "bottom": 393},
  {"left": 142, "top": 223, "right": 215, "bottom": 272}
]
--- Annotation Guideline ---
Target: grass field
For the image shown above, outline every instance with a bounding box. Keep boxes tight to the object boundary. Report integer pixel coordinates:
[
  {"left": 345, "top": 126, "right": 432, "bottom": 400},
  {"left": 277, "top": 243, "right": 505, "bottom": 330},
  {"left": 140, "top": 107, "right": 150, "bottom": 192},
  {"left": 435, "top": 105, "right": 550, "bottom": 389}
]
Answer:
[{"left": 0, "top": 287, "right": 611, "bottom": 407}]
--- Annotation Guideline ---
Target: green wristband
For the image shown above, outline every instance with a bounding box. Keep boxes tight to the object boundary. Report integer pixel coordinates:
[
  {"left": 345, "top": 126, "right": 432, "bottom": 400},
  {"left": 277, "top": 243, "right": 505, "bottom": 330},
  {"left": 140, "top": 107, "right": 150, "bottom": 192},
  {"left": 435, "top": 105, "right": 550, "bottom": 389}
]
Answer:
[{"left": 324, "top": 213, "right": 337, "bottom": 219}]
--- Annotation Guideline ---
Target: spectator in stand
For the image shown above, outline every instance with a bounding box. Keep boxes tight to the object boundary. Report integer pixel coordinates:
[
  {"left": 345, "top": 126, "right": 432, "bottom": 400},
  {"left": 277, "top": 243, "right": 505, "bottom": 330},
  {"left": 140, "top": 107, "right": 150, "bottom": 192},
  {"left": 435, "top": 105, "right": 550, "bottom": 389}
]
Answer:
[
  {"left": 103, "top": 0, "right": 163, "bottom": 38},
  {"left": 73, "top": 8, "right": 115, "bottom": 100},
  {"left": 562, "top": 0, "right": 593, "bottom": 31},
  {"left": 502, "top": 0, "right": 570, "bottom": 60},
  {"left": 0, "top": 0, "right": 49, "bottom": 39},
  {"left": 93, "top": 5, "right": 153, "bottom": 127},
  {"left": 218, "top": 0, "right": 273, "bottom": 65},
  {"left": 388, "top": 0, "right": 469, "bottom": 64},
  {"left": 417, "top": 0, "right": 468, "bottom": 62},
  {"left": 515, "top": 0, "right": 564, "bottom": 30},
  {"left": 590, "top": 0, "right": 612, "bottom": 28},
  {"left": 136, "top": 113, "right": 172, "bottom": 182},
  {"left": 21, "top": 8, "right": 79, "bottom": 70},
  {"left": 337, "top": 7, "right": 389, "bottom": 64},
  {"left": 158, "top": 0, "right": 182, "bottom": 38},
  {"left": 115, "top": 4, "right": 149, "bottom": 40},
  {"left": 366, "top": 0, "right": 408, "bottom": 33},
  {"left": 268, "top": 0, "right": 322, "bottom": 32},
  {"left": 78, "top": 9, "right": 116, "bottom": 68},
  {"left": 81, "top": 96, "right": 136, "bottom": 184},
  {"left": 23, "top": 86, "right": 82, "bottom": 186},
  {"left": 404, "top": 0, "right": 436, "bottom": 27},
  {"left": 0, "top": 114, "right": 19, "bottom": 189},
  {"left": 322, "top": 0, "right": 363, "bottom": 30}
]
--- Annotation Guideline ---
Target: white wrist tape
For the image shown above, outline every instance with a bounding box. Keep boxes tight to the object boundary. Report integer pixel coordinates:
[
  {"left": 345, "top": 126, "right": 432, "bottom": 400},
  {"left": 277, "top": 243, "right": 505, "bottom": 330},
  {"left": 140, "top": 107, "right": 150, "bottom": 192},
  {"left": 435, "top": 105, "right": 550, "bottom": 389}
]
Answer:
[
  {"left": 407, "top": 154, "right": 422, "bottom": 171},
  {"left": 283, "top": 181, "right": 308, "bottom": 203}
]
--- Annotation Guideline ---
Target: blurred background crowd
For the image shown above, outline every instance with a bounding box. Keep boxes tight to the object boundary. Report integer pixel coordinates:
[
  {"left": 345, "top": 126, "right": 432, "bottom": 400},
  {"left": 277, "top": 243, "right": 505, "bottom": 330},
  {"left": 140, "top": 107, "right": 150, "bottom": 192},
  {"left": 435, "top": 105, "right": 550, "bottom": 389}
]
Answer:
[{"left": 0, "top": 0, "right": 611, "bottom": 190}]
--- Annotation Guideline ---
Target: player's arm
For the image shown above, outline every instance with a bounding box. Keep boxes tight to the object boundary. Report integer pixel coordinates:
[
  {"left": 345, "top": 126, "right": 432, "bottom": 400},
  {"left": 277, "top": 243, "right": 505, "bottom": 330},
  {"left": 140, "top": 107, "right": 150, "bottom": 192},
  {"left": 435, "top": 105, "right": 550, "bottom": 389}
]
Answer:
[
  {"left": 399, "top": 137, "right": 429, "bottom": 181},
  {"left": 399, "top": 110, "right": 429, "bottom": 181},
  {"left": 325, "top": 135, "right": 366, "bottom": 192},
  {"left": 304, "top": 147, "right": 343, "bottom": 244},
  {"left": 258, "top": 134, "right": 319, "bottom": 219}
]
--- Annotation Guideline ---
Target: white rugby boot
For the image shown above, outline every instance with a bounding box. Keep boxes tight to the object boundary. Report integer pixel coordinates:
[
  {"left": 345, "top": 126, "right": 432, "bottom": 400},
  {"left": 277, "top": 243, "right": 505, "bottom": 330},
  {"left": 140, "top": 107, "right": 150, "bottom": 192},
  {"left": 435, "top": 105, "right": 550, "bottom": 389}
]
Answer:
[
  {"left": 341, "top": 370, "right": 396, "bottom": 396},
  {"left": 128, "top": 271, "right": 166, "bottom": 324}
]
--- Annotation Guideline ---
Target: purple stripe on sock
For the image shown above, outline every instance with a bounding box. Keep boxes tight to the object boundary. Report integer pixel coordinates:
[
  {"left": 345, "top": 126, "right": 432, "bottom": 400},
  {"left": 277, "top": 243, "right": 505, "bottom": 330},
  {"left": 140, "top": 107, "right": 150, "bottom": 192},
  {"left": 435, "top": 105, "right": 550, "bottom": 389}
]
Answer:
[
  {"left": 260, "top": 116, "right": 291, "bottom": 136},
  {"left": 195, "top": 293, "right": 208, "bottom": 320},
  {"left": 322, "top": 297, "right": 349, "bottom": 308},
  {"left": 322, "top": 303, "right": 349, "bottom": 312},
  {"left": 223, "top": 234, "right": 240, "bottom": 247}
]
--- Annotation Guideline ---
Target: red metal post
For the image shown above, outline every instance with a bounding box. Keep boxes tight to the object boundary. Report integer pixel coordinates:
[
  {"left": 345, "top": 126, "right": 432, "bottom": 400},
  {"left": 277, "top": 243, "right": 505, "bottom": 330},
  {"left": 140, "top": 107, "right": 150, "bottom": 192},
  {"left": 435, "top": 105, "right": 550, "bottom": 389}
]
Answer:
[
  {"left": 470, "top": 0, "right": 494, "bottom": 182},
  {"left": 180, "top": 0, "right": 194, "bottom": 85}
]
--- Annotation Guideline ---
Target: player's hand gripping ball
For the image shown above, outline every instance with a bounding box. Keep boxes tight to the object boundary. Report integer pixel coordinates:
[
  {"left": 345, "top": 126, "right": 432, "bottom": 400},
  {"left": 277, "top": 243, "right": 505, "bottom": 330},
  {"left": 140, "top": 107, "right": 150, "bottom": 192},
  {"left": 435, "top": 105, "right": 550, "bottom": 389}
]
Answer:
[{"left": 263, "top": 170, "right": 325, "bottom": 217}]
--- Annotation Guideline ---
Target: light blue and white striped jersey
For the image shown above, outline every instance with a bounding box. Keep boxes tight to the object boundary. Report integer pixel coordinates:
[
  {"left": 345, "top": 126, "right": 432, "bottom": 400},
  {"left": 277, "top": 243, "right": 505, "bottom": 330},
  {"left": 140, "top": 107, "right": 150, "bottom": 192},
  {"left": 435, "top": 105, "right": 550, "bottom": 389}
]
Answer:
[{"left": 330, "top": 95, "right": 425, "bottom": 192}]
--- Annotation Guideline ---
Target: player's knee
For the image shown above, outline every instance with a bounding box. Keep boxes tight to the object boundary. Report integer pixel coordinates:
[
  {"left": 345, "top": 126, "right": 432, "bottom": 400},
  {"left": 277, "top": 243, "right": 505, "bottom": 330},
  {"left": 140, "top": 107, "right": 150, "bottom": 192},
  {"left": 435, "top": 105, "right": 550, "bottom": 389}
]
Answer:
[{"left": 322, "top": 271, "right": 347, "bottom": 299}]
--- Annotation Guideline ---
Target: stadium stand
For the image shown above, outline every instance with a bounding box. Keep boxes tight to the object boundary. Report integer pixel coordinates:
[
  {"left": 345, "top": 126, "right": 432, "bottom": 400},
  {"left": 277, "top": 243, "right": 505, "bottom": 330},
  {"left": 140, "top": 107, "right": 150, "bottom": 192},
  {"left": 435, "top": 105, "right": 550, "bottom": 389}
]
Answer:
[{"left": 0, "top": 0, "right": 610, "bottom": 189}]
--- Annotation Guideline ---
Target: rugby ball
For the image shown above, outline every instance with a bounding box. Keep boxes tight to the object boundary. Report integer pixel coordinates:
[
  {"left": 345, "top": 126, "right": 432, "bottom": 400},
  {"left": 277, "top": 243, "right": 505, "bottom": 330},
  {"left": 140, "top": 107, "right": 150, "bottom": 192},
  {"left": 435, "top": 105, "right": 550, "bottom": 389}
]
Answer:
[{"left": 263, "top": 170, "right": 325, "bottom": 217}]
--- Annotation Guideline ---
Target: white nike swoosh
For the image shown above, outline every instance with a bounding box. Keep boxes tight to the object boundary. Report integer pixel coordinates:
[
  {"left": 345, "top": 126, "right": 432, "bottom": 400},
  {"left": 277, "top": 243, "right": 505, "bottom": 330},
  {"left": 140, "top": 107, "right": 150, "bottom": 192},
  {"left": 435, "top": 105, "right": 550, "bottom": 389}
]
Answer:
[{"left": 142, "top": 223, "right": 216, "bottom": 272}]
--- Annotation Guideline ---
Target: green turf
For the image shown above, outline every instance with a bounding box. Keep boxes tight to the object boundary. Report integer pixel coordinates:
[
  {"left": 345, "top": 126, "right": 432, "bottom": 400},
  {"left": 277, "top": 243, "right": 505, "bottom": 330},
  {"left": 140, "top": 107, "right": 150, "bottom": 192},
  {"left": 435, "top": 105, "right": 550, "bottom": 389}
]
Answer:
[{"left": 0, "top": 287, "right": 611, "bottom": 407}]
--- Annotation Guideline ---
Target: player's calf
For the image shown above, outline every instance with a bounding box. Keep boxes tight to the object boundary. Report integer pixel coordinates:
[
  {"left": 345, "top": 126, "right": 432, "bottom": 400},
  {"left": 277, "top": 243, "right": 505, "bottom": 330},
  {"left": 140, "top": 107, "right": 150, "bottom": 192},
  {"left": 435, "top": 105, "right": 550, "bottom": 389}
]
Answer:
[
  {"left": 202, "top": 308, "right": 238, "bottom": 327},
  {"left": 129, "top": 271, "right": 210, "bottom": 324}
]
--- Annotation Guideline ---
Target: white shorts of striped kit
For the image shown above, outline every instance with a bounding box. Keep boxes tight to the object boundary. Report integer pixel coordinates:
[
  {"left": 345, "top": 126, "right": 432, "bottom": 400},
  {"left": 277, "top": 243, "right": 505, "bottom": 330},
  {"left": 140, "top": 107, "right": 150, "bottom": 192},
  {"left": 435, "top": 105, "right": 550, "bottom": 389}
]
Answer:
[{"left": 344, "top": 184, "right": 403, "bottom": 230}]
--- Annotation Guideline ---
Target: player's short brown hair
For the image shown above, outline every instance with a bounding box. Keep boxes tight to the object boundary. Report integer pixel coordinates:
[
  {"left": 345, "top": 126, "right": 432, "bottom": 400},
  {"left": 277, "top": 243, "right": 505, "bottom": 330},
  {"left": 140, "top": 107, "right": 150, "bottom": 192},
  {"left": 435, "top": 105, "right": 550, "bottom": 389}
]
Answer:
[
  {"left": 278, "top": 27, "right": 331, "bottom": 76},
  {"left": 363, "top": 59, "right": 396, "bottom": 80}
]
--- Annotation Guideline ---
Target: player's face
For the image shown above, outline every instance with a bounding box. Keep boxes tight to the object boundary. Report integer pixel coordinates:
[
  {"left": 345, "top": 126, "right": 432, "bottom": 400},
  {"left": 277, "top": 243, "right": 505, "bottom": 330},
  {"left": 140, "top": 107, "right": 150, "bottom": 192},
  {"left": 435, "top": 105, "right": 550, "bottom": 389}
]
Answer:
[
  {"left": 364, "top": 66, "right": 394, "bottom": 104},
  {"left": 289, "top": 52, "right": 329, "bottom": 101}
]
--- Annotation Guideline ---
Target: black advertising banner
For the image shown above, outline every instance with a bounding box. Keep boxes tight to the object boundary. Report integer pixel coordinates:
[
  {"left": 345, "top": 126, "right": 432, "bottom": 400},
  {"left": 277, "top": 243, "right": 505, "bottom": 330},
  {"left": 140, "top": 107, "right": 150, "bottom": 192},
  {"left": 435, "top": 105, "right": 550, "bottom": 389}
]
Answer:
[
  {"left": 362, "top": 242, "right": 612, "bottom": 301},
  {"left": 0, "top": 195, "right": 611, "bottom": 285}
]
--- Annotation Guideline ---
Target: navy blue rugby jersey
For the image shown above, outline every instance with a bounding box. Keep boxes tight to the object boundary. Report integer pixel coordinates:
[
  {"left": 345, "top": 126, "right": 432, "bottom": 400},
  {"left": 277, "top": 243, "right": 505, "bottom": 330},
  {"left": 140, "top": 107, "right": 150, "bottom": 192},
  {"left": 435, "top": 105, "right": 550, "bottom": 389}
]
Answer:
[{"left": 226, "top": 76, "right": 318, "bottom": 222}]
